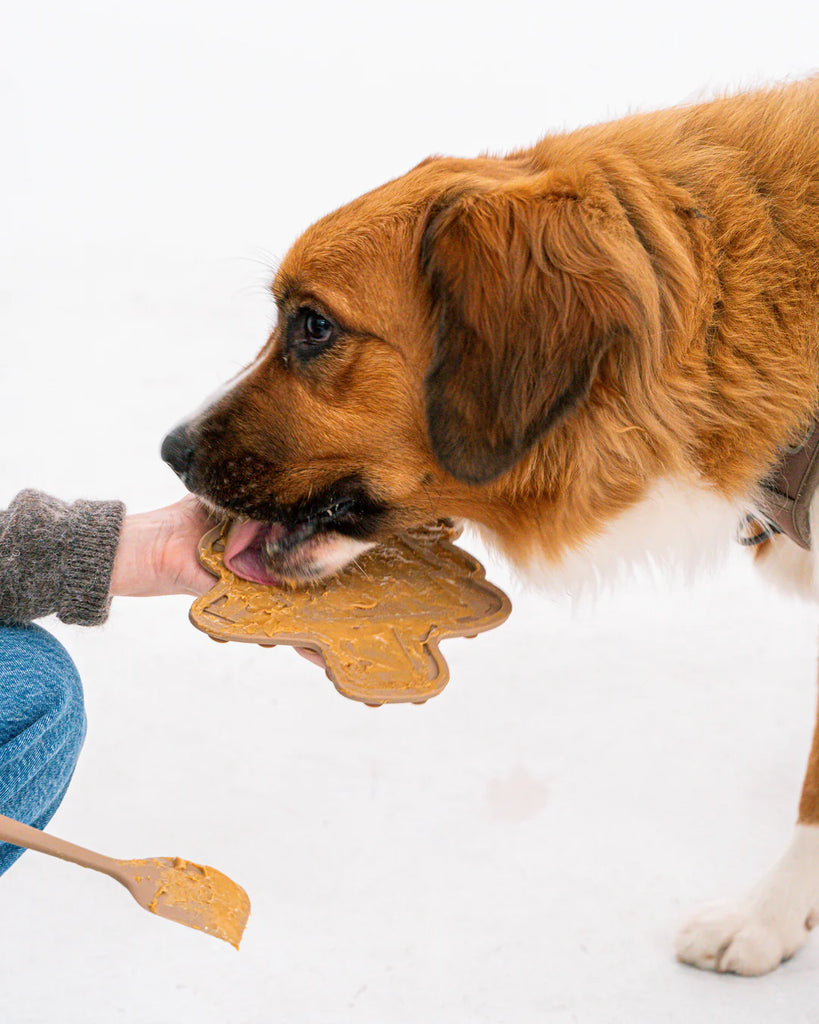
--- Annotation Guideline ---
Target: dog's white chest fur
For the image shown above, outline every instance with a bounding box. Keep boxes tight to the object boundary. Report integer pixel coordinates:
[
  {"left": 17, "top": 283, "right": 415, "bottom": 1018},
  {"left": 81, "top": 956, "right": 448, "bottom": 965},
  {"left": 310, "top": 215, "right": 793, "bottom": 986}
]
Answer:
[{"left": 524, "top": 478, "right": 747, "bottom": 597}]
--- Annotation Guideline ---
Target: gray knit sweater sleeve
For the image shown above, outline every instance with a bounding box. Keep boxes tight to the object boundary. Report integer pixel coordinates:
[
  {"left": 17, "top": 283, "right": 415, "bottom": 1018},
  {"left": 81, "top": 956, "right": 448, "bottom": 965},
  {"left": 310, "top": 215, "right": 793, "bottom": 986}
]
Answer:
[{"left": 0, "top": 490, "right": 125, "bottom": 626}]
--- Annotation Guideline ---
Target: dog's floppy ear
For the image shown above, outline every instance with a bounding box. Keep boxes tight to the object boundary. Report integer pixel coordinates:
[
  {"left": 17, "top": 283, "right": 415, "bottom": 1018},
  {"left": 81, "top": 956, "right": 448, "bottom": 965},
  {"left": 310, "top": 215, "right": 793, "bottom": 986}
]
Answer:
[{"left": 419, "top": 170, "right": 661, "bottom": 483}]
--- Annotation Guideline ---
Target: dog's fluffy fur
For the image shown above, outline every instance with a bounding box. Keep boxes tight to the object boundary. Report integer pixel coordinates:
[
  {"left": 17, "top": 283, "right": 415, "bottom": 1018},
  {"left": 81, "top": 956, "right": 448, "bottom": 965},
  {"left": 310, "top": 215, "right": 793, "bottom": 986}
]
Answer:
[{"left": 169, "top": 78, "right": 819, "bottom": 974}]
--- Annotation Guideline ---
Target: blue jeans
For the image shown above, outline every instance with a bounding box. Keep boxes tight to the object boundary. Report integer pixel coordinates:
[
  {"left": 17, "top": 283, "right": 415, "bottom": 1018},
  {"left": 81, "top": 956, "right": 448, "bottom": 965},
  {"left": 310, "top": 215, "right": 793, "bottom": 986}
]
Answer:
[{"left": 0, "top": 624, "right": 87, "bottom": 875}]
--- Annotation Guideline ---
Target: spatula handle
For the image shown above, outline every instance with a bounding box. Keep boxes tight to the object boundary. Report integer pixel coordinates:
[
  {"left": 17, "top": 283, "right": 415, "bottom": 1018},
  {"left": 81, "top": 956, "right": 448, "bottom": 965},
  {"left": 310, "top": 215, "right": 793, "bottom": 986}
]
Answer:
[{"left": 0, "top": 811, "right": 118, "bottom": 877}]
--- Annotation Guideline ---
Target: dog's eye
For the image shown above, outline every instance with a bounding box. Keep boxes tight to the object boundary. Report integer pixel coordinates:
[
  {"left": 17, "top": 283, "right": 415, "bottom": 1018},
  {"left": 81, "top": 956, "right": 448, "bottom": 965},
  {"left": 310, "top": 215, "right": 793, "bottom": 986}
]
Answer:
[
  {"left": 286, "top": 308, "right": 336, "bottom": 363},
  {"left": 304, "top": 311, "right": 333, "bottom": 344}
]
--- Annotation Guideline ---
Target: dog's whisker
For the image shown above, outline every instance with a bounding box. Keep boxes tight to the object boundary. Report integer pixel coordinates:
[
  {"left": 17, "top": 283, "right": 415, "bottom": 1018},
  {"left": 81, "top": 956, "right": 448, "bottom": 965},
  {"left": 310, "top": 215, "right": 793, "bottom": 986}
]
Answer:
[{"left": 350, "top": 556, "right": 372, "bottom": 581}]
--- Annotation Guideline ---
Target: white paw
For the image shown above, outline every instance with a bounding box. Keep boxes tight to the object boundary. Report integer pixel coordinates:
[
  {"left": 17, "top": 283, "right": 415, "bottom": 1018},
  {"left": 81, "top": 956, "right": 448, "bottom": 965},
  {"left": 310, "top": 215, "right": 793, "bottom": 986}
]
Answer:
[
  {"left": 676, "top": 899, "right": 810, "bottom": 975},
  {"left": 676, "top": 825, "right": 819, "bottom": 975}
]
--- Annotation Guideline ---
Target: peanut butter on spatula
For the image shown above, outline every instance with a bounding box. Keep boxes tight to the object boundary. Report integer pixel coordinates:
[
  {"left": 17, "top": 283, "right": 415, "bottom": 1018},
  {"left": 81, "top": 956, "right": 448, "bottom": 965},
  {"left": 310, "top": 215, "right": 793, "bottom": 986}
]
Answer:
[
  {"left": 0, "top": 812, "right": 250, "bottom": 948},
  {"left": 123, "top": 856, "right": 250, "bottom": 948},
  {"left": 190, "top": 520, "right": 512, "bottom": 705}
]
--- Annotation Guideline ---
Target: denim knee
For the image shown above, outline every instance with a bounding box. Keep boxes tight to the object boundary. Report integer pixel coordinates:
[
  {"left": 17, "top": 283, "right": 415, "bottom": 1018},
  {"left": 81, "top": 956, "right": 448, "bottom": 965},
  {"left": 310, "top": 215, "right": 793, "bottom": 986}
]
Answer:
[{"left": 0, "top": 624, "right": 87, "bottom": 874}]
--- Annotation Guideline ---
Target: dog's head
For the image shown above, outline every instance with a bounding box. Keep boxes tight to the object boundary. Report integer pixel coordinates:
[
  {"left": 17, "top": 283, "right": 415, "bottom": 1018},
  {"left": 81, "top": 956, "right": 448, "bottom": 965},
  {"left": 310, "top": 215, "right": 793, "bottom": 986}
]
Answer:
[{"left": 163, "top": 156, "right": 666, "bottom": 584}]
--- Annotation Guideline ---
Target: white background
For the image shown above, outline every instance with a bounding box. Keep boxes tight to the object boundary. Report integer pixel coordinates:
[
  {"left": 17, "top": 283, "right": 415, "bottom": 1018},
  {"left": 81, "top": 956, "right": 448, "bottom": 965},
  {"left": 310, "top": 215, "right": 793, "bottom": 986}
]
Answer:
[{"left": 1, "top": 1, "right": 819, "bottom": 1021}]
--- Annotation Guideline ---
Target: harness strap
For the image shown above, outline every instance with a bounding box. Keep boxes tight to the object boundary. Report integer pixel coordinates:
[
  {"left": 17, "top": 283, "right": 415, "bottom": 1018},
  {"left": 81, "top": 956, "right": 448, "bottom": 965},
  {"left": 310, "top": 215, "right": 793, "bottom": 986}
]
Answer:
[
  {"left": 758, "top": 417, "right": 819, "bottom": 550},
  {"left": 736, "top": 513, "right": 781, "bottom": 547}
]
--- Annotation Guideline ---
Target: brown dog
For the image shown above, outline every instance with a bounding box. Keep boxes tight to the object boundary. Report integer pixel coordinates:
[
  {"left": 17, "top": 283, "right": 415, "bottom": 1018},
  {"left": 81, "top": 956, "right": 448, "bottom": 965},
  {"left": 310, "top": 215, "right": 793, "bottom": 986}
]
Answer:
[{"left": 163, "top": 77, "right": 819, "bottom": 974}]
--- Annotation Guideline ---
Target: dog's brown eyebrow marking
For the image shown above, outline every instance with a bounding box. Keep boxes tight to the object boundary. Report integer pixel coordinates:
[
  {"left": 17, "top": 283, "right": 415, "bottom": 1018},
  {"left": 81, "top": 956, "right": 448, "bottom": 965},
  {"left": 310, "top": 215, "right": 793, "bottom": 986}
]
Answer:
[
  {"left": 272, "top": 277, "right": 347, "bottom": 327},
  {"left": 271, "top": 272, "right": 298, "bottom": 306}
]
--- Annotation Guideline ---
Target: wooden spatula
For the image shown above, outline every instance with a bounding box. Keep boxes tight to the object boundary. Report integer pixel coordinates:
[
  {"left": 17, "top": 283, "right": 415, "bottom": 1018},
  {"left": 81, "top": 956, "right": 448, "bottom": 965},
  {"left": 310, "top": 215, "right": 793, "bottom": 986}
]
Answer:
[{"left": 0, "top": 812, "right": 250, "bottom": 948}]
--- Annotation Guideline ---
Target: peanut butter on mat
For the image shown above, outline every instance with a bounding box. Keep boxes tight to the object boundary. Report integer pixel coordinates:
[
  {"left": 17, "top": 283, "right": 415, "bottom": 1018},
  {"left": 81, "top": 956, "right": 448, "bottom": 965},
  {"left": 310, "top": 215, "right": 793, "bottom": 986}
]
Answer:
[{"left": 190, "top": 521, "right": 512, "bottom": 705}]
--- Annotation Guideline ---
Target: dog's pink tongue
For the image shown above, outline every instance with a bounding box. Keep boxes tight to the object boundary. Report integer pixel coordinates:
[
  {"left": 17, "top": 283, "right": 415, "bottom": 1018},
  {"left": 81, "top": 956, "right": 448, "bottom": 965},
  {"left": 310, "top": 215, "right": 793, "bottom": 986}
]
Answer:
[
  {"left": 223, "top": 520, "right": 267, "bottom": 565},
  {"left": 222, "top": 519, "right": 285, "bottom": 585}
]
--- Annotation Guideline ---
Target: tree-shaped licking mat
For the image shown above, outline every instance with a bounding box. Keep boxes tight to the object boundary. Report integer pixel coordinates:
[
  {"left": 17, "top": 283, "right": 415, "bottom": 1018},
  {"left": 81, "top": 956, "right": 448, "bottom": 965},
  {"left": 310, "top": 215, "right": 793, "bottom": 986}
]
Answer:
[{"left": 190, "top": 521, "right": 512, "bottom": 705}]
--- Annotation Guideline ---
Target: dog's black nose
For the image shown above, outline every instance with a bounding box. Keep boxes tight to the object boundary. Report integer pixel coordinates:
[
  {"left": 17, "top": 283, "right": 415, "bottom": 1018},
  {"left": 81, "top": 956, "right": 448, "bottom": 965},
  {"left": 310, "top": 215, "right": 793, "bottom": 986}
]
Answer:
[{"left": 161, "top": 423, "right": 195, "bottom": 480}]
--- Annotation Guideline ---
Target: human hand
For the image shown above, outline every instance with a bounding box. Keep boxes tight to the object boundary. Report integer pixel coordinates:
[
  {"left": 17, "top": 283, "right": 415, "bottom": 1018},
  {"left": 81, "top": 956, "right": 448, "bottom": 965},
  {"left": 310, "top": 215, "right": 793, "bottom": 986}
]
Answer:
[
  {"left": 110, "top": 494, "right": 217, "bottom": 598},
  {"left": 110, "top": 497, "right": 329, "bottom": 669}
]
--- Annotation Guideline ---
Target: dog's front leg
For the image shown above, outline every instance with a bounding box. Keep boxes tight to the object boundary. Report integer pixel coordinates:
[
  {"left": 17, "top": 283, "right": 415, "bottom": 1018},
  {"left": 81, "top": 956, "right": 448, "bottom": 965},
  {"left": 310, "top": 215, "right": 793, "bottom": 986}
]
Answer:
[{"left": 676, "top": 668, "right": 819, "bottom": 975}]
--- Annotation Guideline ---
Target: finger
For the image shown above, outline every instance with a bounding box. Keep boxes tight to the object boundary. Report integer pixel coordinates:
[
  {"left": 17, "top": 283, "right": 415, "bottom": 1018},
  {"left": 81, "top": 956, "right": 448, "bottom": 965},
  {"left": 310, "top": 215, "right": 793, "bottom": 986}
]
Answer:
[
  {"left": 188, "top": 566, "right": 220, "bottom": 595},
  {"left": 171, "top": 560, "right": 219, "bottom": 597},
  {"left": 295, "top": 647, "right": 326, "bottom": 669}
]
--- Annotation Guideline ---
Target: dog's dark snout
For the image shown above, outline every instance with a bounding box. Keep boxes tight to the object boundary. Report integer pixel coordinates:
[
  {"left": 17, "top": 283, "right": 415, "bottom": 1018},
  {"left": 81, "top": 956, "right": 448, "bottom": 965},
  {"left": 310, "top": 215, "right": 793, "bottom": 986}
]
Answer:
[{"left": 161, "top": 423, "right": 195, "bottom": 480}]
